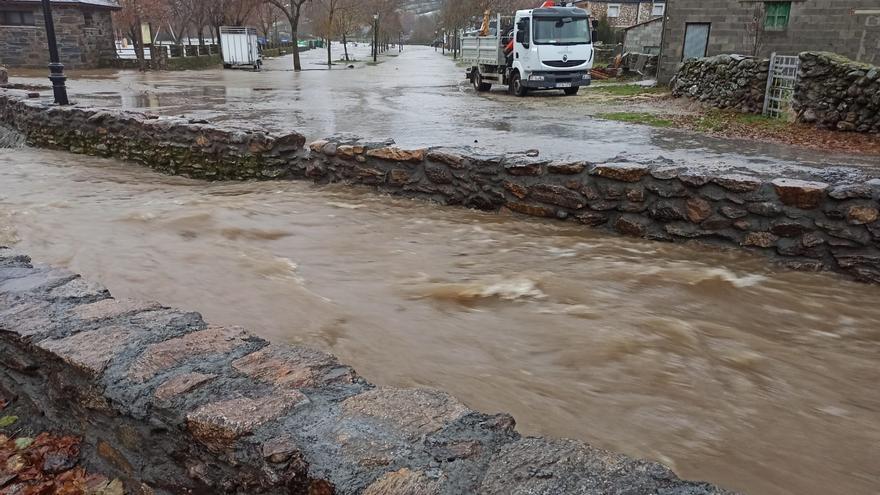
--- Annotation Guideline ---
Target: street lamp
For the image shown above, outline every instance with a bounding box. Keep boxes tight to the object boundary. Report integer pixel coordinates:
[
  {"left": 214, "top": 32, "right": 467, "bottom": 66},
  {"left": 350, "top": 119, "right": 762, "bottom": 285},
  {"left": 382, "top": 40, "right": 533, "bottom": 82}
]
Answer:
[
  {"left": 40, "top": 0, "right": 69, "bottom": 105},
  {"left": 372, "top": 13, "right": 379, "bottom": 63}
]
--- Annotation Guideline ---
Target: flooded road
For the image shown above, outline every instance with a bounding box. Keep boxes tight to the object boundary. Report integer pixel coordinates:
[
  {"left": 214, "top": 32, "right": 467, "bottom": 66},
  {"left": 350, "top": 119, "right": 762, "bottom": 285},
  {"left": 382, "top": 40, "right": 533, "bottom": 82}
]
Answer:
[
  {"left": 9, "top": 45, "right": 880, "bottom": 179},
  {"left": 2, "top": 147, "right": 879, "bottom": 495}
]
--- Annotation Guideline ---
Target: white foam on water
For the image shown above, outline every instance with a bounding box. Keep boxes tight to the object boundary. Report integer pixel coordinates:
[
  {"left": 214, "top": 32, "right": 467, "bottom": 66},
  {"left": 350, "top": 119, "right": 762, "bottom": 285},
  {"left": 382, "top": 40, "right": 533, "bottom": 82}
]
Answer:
[
  {"left": 691, "top": 268, "right": 768, "bottom": 288},
  {"left": 325, "top": 201, "right": 365, "bottom": 209}
]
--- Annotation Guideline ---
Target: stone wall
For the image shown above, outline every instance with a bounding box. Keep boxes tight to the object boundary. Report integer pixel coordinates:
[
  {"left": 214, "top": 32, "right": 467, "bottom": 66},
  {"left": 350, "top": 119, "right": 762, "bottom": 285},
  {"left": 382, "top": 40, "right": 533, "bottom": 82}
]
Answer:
[
  {"left": 0, "top": 248, "right": 732, "bottom": 494},
  {"left": 1, "top": 90, "right": 880, "bottom": 284},
  {"left": 102, "top": 53, "right": 222, "bottom": 71},
  {"left": 670, "top": 54, "right": 770, "bottom": 113},
  {"left": 794, "top": 52, "right": 880, "bottom": 133},
  {"left": 0, "top": 5, "right": 117, "bottom": 69}
]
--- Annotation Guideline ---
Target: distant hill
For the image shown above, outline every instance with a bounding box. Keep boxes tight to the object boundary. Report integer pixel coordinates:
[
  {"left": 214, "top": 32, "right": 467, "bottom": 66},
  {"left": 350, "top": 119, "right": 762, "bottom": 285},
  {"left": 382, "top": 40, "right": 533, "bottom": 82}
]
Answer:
[{"left": 401, "top": 0, "right": 443, "bottom": 15}]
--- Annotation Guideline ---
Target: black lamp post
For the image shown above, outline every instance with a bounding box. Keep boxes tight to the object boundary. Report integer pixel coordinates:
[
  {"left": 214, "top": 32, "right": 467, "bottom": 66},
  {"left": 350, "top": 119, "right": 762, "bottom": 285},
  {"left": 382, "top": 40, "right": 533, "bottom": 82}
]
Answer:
[
  {"left": 40, "top": 0, "right": 69, "bottom": 105},
  {"left": 372, "top": 13, "right": 379, "bottom": 63}
]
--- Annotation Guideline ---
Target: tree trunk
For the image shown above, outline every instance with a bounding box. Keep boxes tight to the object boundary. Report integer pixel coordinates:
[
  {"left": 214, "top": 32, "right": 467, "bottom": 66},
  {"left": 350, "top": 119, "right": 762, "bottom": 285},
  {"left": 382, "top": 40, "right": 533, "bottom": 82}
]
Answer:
[
  {"left": 133, "top": 21, "right": 146, "bottom": 71},
  {"left": 292, "top": 29, "right": 301, "bottom": 71},
  {"left": 342, "top": 33, "right": 348, "bottom": 61},
  {"left": 326, "top": 37, "right": 331, "bottom": 66}
]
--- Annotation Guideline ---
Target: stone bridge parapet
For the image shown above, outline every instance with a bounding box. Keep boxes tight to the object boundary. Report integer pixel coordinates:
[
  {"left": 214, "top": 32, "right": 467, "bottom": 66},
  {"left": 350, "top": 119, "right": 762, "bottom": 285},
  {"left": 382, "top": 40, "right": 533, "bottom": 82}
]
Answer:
[{"left": 1, "top": 90, "right": 879, "bottom": 284}]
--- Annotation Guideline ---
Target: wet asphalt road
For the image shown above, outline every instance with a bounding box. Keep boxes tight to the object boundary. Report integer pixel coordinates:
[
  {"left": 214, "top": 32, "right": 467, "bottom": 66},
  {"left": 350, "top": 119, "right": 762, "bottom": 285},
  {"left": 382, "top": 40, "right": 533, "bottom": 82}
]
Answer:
[{"left": 8, "top": 43, "right": 880, "bottom": 182}]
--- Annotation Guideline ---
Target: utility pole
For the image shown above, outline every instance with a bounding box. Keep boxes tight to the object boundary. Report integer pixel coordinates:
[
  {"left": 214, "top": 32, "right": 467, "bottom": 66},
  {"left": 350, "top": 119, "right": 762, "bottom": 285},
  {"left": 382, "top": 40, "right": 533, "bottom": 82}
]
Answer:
[{"left": 40, "top": 0, "right": 69, "bottom": 105}]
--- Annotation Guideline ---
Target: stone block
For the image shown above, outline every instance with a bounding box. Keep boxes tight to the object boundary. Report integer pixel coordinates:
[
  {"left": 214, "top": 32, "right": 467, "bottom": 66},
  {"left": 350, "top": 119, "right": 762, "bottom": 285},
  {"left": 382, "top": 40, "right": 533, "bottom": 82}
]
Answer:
[
  {"left": 128, "top": 326, "right": 251, "bottom": 382},
  {"left": 686, "top": 197, "right": 713, "bottom": 223},
  {"left": 505, "top": 202, "right": 556, "bottom": 218},
  {"left": 71, "top": 298, "right": 163, "bottom": 322},
  {"left": 590, "top": 163, "right": 649, "bottom": 182},
  {"left": 154, "top": 372, "right": 216, "bottom": 401},
  {"left": 771, "top": 178, "right": 829, "bottom": 209},
  {"left": 38, "top": 325, "right": 139, "bottom": 377},
  {"left": 0, "top": 266, "right": 77, "bottom": 294},
  {"left": 528, "top": 184, "right": 586, "bottom": 209},
  {"left": 341, "top": 388, "right": 470, "bottom": 439},
  {"left": 712, "top": 174, "right": 762, "bottom": 192},
  {"left": 363, "top": 468, "right": 442, "bottom": 495},
  {"left": 743, "top": 232, "right": 778, "bottom": 248},
  {"left": 232, "top": 345, "right": 356, "bottom": 390},
  {"left": 615, "top": 216, "right": 649, "bottom": 237},
  {"left": 547, "top": 161, "right": 588, "bottom": 175},
  {"left": 186, "top": 390, "right": 308, "bottom": 448},
  {"left": 365, "top": 147, "right": 426, "bottom": 163}
]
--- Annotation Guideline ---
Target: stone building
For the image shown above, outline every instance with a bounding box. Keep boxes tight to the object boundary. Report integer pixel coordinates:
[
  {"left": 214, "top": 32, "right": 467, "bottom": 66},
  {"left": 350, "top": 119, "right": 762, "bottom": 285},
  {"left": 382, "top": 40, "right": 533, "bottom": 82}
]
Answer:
[
  {"left": 0, "top": 0, "right": 119, "bottom": 69},
  {"left": 574, "top": 0, "right": 666, "bottom": 29},
  {"left": 657, "top": 0, "right": 880, "bottom": 82},
  {"left": 623, "top": 17, "right": 663, "bottom": 54}
]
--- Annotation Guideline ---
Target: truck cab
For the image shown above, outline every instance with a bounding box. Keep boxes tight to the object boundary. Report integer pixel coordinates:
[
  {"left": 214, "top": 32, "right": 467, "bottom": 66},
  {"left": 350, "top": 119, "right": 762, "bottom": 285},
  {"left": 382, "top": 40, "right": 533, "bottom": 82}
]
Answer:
[{"left": 510, "top": 6, "right": 595, "bottom": 95}]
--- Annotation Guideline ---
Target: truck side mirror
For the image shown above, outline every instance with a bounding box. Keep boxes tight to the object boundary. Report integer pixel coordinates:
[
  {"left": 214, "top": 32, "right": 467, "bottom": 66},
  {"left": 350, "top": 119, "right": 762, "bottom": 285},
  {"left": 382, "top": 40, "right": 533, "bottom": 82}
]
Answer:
[
  {"left": 591, "top": 19, "right": 599, "bottom": 29},
  {"left": 591, "top": 30, "right": 599, "bottom": 43},
  {"left": 516, "top": 30, "right": 524, "bottom": 43}
]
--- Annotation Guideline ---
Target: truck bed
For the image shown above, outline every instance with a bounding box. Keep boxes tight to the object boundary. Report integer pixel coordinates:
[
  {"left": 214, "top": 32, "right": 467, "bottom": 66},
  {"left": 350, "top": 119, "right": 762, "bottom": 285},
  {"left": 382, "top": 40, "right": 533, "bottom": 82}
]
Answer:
[{"left": 460, "top": 36, "right": 505, "bottom": 67}]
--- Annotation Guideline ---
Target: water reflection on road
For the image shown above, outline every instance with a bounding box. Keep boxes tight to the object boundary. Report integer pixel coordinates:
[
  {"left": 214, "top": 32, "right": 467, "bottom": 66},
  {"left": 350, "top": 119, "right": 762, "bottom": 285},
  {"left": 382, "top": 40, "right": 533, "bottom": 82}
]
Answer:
[{"left": 1, "top": 148, "right": 879, "bottom": 495}]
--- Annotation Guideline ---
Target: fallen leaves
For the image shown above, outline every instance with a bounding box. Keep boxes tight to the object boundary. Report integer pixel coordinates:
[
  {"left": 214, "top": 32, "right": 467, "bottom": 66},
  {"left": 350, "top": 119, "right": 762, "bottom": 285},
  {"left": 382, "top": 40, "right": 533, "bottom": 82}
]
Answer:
[
  {"left": 0, "top": 418, "right": 17, "bottom": 429},
  {"left": 672, "top": 110, "right": 880, "bottom": 156},
  {"left": 0, "top": 432, "right": 123, "bottom": 495}
]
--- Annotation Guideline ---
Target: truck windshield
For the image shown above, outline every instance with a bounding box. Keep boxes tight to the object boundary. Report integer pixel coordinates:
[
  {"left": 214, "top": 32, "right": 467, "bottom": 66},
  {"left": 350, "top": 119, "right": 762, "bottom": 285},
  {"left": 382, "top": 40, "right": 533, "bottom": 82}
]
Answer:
[{"left": 533, "top": 17, "right": 590, "bottom": 45}]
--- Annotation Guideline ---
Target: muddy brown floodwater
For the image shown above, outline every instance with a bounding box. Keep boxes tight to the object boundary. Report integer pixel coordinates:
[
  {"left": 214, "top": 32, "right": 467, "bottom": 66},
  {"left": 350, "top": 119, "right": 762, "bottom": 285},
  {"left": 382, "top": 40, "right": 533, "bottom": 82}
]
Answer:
[{"left": 1, "top": 147, "right": 880, "bottom": 495}]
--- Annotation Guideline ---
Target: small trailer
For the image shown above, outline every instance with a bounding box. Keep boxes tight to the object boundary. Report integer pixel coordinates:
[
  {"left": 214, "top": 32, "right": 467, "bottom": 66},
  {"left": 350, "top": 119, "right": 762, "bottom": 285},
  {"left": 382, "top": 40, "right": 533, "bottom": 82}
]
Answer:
[
  {"left": 461, "top": 3, "right": 598, "bottom": 96},
  {"left": 220, "top": 26, "right": 262, "bottom": 70}
]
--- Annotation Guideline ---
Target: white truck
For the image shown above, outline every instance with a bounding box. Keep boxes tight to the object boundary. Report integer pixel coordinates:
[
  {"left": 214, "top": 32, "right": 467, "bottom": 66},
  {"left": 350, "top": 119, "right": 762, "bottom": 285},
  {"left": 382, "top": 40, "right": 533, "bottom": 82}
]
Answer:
[
  {"left": 220, "top": 26, "right": 262, "bottom": 70},
  {"left": 461, "top": 4, "right": 598, "bottom": 96}
]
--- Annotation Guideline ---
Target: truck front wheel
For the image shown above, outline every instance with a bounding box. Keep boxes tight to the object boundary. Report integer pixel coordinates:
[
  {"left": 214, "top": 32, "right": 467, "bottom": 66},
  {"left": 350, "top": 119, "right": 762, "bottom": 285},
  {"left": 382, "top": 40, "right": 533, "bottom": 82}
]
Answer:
[
  {"left": 509, "top": 72, "right": 528, "bottom": 97},
  {"left": 472, "top": 70, "right": 492, "bottom": 92},
  {"left": 564, "top": 87, "right": 579, "bottom": 96}
]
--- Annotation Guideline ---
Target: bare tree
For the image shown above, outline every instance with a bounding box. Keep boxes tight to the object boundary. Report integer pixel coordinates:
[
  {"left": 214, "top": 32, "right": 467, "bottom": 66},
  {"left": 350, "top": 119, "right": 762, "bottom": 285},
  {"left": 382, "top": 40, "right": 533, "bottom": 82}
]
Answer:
[
  {"left": 307, "top": 0, "right": 341, "bottom": 66},
  {"left": 334, "top": 0, "right": 363, "bottom": 61},
  {"left": 114, "top": 0, "right": 168, "bottom": 69},
  {"left": 165, "top": 0, "right": 195, "bottom": 47},
  {"left": 264, "top": 0, "right": 311, "bottom": 70},
  {"left": 254, "top": 2, "right": 282, "bottom": 43}
]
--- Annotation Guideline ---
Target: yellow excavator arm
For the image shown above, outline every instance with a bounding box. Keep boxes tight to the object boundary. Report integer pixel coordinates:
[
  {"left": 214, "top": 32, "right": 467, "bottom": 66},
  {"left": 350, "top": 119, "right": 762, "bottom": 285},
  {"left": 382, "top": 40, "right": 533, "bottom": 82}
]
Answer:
[{"left": 479, "top": 9, "right": 491, "bottom": 36}]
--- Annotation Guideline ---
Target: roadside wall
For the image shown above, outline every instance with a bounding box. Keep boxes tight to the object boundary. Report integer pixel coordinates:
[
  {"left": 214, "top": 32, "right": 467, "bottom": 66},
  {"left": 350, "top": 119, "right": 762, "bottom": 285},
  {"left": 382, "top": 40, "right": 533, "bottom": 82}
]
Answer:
[
  {"left": 670, "top": 54, "right": 769, "bottom": 113},
  {"left": 1, "top": 91, "right": 879, "bottom": 284},
  {"left": 794, "top": 52, "right": 880, "bottom": 133},
  {"left": 0, "top": 248, "right": 731, "bottom": 495},
  {"left": 103, "top": 54, "right": 222, "bottom": 71}
]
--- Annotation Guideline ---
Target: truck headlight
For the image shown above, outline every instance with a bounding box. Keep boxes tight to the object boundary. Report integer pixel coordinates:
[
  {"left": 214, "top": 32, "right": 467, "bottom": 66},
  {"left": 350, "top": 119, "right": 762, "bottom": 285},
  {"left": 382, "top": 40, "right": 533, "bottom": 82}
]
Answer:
[
  {"left": 529, "top": 75, "right": 545, "bottom": 81},
  {"left": 582, "top": 74, "right": 591, "bottom": 80}
]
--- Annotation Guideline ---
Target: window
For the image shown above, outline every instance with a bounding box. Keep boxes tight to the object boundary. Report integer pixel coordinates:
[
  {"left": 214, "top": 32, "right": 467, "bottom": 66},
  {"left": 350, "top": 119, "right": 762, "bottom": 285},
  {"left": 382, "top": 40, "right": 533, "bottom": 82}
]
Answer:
[
  {"left": 517, "top": 18, "right": 531, "bottom": 45},
  {"left": 607, "top": 4, "right": 621, "bottom": 18},
  {"left": 651, "top": 3, "right": 665, "bottom": 16},
  {"left": 83, "top": 11, "right": 94, "bottom": 27},
  {"left": 0, "top": 10, "right": 36, "bottom": 26},
  {"left": 534, "top": 16, "right": 590, "bottom": 45},
  {"left": 764, "top": 1, "right": 791, "bottom": 30}
]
